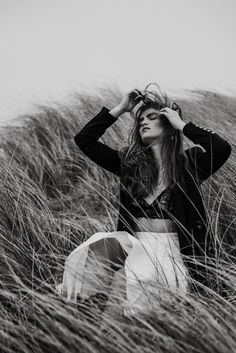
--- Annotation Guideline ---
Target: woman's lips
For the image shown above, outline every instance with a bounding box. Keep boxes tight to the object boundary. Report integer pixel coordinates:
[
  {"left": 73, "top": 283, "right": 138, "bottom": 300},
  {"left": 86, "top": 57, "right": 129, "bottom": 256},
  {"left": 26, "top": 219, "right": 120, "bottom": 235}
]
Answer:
[{"left": 142, "top": 127, "right": 150, "bottom": 133}]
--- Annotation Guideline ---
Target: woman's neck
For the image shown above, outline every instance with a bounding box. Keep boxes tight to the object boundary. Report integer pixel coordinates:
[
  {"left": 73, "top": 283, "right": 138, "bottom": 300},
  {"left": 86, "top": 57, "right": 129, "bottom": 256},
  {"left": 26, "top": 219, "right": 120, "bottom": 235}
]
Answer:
[{"left": 150, "top": 142, "right": 165, "bottom": 172}]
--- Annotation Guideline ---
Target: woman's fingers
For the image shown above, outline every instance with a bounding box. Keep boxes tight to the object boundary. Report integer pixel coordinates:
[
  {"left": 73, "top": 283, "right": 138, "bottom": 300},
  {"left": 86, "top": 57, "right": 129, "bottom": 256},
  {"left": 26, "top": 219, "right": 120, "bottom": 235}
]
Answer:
[
  {"left": 134, "top": 89, "right": 143, "bottom": 96},
  {"left": 160, "top": 107, "right": 171, "bottom": 115},
  {"left": 131, "top": 89, "right": 143, "bottom": 101}
]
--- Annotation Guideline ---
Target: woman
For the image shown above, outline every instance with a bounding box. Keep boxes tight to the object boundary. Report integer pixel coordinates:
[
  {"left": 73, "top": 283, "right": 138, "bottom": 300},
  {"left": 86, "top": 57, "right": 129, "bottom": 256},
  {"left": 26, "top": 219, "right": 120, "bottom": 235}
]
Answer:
[{"left": 57, "top": 83, "right": 232, "bottom": 315}]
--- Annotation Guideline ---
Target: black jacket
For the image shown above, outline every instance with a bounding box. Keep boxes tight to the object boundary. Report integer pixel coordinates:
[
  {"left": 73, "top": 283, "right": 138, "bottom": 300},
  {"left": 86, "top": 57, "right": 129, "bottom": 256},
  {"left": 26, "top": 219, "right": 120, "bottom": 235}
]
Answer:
[{"left": 74, "top": 106, "right": 232, "bottom": 293}]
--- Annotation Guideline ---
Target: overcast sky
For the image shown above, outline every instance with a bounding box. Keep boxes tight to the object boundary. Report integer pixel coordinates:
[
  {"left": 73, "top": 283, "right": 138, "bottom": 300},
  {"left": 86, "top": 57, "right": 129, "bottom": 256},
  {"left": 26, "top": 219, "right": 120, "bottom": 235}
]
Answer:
[{"left": 0, "top": 0, "right": 235, "bottom": 124}]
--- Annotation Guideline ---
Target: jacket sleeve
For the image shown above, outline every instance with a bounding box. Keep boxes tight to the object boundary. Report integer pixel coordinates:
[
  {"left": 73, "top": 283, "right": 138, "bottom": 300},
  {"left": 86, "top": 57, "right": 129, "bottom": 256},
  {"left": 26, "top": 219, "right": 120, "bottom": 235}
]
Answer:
[
  {"left": 183, "top": 121, "right": 232, "bottom": 183},
  {"left": 74, "top": 106, "right": 121, "bottom": 177}
]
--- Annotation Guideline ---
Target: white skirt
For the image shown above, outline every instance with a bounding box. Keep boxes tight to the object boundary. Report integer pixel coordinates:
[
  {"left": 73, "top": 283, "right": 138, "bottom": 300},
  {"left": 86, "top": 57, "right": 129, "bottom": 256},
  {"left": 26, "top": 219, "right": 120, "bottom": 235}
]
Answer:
[{"left": 56, "top": 231, "right": 190, "bottom": 315}]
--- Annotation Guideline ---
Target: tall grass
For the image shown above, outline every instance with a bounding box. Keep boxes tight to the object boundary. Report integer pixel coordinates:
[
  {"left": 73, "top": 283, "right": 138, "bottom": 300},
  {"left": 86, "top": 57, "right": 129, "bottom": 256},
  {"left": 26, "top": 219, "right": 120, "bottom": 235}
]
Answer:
[{"left": 0, "top": 85, "right": 235, "bottom": 352}]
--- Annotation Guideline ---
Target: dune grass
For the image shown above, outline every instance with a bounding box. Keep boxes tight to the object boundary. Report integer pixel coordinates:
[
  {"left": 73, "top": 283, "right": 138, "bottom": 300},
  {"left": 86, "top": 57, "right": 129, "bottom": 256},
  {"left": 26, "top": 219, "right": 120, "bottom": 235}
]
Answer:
[{"left": 0, "top": 85, "right": 235, "bottom": 352}]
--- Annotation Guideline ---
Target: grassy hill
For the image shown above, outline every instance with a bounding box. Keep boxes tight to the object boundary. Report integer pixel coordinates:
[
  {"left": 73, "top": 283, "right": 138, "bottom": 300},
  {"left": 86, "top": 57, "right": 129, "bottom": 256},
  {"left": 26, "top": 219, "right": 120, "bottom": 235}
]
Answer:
[{"left": 0, "top": 86, "right": 235, "bottom": 352}]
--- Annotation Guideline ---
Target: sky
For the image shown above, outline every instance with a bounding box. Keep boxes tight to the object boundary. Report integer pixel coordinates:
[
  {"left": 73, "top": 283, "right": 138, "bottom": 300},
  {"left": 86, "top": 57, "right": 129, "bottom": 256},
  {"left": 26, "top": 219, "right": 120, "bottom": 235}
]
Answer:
[{"left": 0, "top": 0, "right": 235, "bottom": 124}]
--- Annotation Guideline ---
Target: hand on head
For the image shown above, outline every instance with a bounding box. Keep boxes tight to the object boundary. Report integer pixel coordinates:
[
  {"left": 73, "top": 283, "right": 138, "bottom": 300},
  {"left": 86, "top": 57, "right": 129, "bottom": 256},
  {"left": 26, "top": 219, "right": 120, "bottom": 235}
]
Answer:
[{"left": 119, "top": 89, "right": 145, "bottom": 113}]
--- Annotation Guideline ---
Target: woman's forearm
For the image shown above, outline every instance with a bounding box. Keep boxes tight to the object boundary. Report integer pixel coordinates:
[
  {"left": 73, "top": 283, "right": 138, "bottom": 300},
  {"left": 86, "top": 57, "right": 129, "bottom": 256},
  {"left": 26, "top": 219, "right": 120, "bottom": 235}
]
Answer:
[
  {"left": 182, "top": 121, "right": 231, "bottom": 183},
  {"left": 74, "top": 106, "right": 122, "bottom": 176},
  {"left": 109, "top": 104, "right": 126, "bottom": 118}
]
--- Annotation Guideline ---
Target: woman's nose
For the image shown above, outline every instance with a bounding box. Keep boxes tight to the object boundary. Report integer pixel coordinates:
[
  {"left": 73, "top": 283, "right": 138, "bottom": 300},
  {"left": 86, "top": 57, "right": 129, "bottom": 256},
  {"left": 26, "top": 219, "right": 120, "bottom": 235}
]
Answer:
[
  {"left": 140, "top": 118, "right": 149, "bottom": 127},
  {"left": 140, "top": 122, "right": 149, "bottom": 129}
]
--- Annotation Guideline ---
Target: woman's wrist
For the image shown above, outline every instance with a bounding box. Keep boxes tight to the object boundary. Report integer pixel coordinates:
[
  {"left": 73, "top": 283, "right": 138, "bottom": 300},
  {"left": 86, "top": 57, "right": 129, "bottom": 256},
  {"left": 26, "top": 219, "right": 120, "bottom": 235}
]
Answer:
[
  {"left": 109, "top": 104, "right": 126, "bottom": 118},
  {"left": 177, "top": 121, "right": 187, "bottom": 132}
]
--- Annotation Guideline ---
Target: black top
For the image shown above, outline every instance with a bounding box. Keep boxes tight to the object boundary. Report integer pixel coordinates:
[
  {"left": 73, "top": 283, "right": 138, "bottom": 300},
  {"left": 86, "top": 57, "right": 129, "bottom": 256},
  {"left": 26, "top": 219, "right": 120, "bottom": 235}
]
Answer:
[
  {"left": 129, "top": 186, "right": 174, "bottom": 219},
  {"left": 73, "top": 106, "right": 231, "bottom": 182}
]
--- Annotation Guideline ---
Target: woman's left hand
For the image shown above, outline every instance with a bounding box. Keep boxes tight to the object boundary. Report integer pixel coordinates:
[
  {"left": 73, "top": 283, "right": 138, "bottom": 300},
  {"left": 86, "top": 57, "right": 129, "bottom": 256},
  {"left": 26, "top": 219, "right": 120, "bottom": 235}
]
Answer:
[{"left": 159, "top": 107, "right": 186, "bottom": 131}]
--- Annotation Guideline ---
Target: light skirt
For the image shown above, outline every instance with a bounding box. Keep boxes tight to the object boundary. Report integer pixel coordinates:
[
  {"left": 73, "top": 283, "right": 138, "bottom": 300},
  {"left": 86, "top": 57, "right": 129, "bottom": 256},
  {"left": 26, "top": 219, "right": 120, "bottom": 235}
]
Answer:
[{"left": 56, "top": 231, "right": 190, "bottom": 315}]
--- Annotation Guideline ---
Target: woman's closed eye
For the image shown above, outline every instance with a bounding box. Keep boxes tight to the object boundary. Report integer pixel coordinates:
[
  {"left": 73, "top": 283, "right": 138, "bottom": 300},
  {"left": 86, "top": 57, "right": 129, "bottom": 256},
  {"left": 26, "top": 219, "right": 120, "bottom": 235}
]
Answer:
[{"left": 138, "top": 115, "right": 158, "bottom": 123}]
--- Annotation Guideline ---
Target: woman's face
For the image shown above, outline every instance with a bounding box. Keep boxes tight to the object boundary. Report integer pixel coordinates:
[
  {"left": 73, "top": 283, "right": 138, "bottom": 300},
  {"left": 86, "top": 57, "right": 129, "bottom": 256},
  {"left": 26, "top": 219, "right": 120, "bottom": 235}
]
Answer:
[{"left": 137, "top": 107, "right": 165, "bottom": 145}]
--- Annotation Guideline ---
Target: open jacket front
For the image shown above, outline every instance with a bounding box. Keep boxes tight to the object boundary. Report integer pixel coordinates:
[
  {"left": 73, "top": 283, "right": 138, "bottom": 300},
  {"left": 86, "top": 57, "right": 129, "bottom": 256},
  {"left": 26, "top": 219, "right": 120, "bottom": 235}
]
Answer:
[{"left": 74, "top": 106, "right": 232, "bottom": 293}]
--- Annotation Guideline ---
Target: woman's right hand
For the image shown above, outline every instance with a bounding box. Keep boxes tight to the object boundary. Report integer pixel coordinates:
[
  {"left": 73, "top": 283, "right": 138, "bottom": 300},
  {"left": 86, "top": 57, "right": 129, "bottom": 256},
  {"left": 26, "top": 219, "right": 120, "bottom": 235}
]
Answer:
[{"left": 119, "top": 89, "right": 144, "bottom": 113}]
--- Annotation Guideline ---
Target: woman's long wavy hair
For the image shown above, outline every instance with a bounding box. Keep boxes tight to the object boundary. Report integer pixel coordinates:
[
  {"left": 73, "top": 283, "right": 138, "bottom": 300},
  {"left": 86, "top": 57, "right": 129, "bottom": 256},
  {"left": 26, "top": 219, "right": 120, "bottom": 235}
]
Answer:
[{"left": 118, "top": 83, "right": 191, "bottom": 201}]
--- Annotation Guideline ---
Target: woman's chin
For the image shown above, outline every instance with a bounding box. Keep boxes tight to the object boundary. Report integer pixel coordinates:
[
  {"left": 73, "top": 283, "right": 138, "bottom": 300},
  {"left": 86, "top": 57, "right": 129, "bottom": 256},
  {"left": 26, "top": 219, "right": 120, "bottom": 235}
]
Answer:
[{"left": 141, "top": 136, "right": 160, "bottom": 146}]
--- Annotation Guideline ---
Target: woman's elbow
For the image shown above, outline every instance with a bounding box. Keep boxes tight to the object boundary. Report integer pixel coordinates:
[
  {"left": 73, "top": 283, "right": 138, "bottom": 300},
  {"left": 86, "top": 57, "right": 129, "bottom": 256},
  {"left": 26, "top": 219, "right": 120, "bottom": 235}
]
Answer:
[
  {"left": 222, "top": 142, "right": 232, "bottom": 162},
  {"left": 74, "top": 134, "right": 83, "bottom": 148},
  {"left": 225, "top": 142, "right": 232, "bottom": 158}
]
